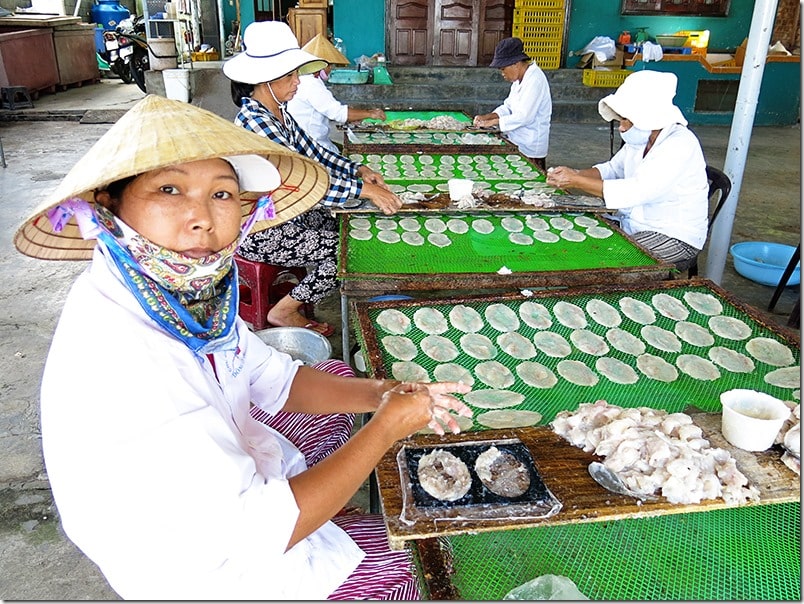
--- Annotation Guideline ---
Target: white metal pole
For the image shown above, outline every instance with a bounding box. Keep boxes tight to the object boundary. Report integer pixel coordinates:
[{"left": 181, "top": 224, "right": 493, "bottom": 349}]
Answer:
[{"left": 704, "top": 0, "right": 778, "bottom": 283}]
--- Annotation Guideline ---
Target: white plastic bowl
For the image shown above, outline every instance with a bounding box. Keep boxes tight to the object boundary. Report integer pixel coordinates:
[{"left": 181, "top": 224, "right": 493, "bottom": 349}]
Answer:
[
  {"left": 254, "top": 326, "right": 332, "bottom": 365},
  {"left": 720, "top": 389, "right": 791, "bottom": 451}
]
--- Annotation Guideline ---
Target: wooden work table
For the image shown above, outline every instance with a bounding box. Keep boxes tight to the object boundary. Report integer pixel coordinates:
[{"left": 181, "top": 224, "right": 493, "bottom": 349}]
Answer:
[{"left": 376, "top": 414, "right": 800, "bottom": 551}]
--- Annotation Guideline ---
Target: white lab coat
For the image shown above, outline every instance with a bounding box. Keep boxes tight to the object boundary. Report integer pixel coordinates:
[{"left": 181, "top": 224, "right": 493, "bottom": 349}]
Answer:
[
  {"left": 494, "top": 62, "right": 552, "bottom": 158},
  {"left": 287, "top": 74, "right": 348, "bottom": 152},
  {"left": 593, "top": 122, "right": 709, "bottom": 249},
  {"left": 40, "top": 247, "right": 363, "bottom": 599}
]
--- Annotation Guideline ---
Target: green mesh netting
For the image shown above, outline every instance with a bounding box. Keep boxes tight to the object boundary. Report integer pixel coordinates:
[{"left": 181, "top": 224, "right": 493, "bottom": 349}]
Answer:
[
  {"left": 359, "top": 283, "right": 800, "bottom": 428},
  {"left": 419, "top": 501, "right": 800, "bottom": 600},
  {"left": 346, "top": 152, "right": 547, "bottom": 193},
  {"left": 348, "top": 131, "right": 508, "bottom": 146},
  {"left": 362, "top": 110, "right": 473, "bottom": 124},
  {"left": 342, "top": 212, "right": 656, "bottom": 275}
]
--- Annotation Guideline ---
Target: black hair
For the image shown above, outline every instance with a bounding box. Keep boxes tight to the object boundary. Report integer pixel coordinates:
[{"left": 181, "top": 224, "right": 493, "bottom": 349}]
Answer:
[
  {"left": 231, "top": 81, "right": 255, "bottom": 107},
  {"left": 96, "top": 175, "right": 136, "bottom": 213}
]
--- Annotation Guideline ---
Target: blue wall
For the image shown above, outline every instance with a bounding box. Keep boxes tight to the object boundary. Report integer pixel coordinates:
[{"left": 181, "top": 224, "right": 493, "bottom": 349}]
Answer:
[
  {"left": 333, "top": 0, "right": 386, "bottom": 63},
  {"left": 567, "top": 0, "right": 756, "bottom": 66}
]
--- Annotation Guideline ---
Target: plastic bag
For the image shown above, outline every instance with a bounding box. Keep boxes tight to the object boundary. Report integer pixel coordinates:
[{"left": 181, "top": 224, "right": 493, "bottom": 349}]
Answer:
[
  {"left": 579, "top": 36, "right": 617, "bottom": 62},
  {"left": 503, "top": 574, "right": 589, "bottom": 600}
]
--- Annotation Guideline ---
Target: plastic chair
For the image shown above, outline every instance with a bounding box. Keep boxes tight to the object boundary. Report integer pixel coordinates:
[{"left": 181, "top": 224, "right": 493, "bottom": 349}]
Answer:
[
  {"left": 687, "top": 165, "right": 732, "bottom": 278},
  {"left": 234, "top": 254, "right": 312, "bottom": 330}
]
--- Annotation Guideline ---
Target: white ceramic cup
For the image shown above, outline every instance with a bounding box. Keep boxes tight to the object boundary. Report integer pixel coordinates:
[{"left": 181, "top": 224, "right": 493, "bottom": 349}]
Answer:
[
  {"left": 448, "top": 178, "right": 474, "bottom": 200},
  {"left": 720, "top": 389, "right": 791, "bottom": 451}
]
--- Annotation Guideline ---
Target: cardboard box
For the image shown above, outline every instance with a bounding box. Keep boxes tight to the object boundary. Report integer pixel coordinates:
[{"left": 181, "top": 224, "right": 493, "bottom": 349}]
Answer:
[
  {"left": 734, "top": 38, "right": 748, "bottom": 67},
  {"left": 577, "top": 48, "right": 624, "bottom": 69}
]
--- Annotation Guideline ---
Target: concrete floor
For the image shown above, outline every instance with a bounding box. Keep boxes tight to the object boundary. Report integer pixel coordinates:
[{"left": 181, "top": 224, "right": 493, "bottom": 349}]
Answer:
[{"left": 0, "top": 78, "right": 799, "bottom": 599}]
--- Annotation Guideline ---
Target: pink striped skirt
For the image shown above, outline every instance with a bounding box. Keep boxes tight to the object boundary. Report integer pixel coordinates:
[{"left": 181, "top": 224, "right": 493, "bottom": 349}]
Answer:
[{"left": 249, "top": 359, "right": 421, "bottom": 600}]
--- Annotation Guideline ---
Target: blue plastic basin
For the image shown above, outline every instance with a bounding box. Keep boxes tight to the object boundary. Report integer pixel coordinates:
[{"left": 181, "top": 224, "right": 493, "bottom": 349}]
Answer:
[
  {"left": 729, "top": 241, "right": 800, "bottom": 287},
  {"left": 328, "top": 69, "right": 369, "bottom": 85}
]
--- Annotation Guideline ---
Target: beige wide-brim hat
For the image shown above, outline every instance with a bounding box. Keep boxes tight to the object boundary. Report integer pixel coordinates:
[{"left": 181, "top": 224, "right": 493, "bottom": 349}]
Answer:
[
  {"left": 598, "top": 70, "right": 687, "bottom": 130},
  {"left": 14, "top": 95, "right": 329, "bottom": 261},
  {"left": 223, "top": 21, "right": 328, "bottom": 85},
  {"left": 302, "top": 33, "right": 349, "bottom": 66}
]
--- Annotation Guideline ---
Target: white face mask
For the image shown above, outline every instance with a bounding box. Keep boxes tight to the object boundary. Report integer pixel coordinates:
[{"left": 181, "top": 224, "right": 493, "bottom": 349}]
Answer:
[{"left": 620, "top": 124, "right": 652, "bottom": 146}]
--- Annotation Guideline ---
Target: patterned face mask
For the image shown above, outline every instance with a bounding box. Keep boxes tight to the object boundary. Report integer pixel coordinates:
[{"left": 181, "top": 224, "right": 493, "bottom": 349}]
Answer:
[{"left": 47, "top": 195, "right": 277, "bottom": 355}]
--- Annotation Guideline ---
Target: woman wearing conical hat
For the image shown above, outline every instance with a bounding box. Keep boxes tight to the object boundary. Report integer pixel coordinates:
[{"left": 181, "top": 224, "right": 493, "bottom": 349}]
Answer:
[
  {"left": 547, "top": 70, "right": 708, "bottom": 271},
  {"left": 287, "top": 33, "right": 387, "bottom": 152},
  {"left": 15, "top": 95, "right": 471, "bottom": 600},
  {"left": 224, "top": 21, "right": 403, "bottom": 336}
]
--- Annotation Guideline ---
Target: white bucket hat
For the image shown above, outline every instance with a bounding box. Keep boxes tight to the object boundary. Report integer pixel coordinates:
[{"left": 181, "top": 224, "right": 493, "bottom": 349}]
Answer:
[
  {"left": 598, "top": 70, "right": 688, "bottom": 130},
  {"left": 223, "top": 21, "right": 328, "bottom": 85}
]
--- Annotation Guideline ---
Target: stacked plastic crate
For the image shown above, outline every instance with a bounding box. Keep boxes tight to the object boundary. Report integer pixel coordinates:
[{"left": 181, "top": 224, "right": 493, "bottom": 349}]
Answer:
[{"left": 512, "top": 0, "right": 566, "bottom": 70}]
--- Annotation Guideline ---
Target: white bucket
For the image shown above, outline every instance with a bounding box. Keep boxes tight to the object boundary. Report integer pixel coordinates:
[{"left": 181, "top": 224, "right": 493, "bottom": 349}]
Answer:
[{"left": 163, "top": 68, "right": 190, "bottom": 103}]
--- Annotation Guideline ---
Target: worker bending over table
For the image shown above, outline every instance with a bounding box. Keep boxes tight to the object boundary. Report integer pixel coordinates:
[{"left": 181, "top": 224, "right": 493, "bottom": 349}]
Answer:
[
  {"left": 224, "top": 21, "right": 403, "bottom": 336},
  {"left": 547, "top": 70, "right": 708, "bottom": 272},
  {"left": 288, "top": 33, "right": 387, "bottom": 152},
  {"left": 473, "top": 37, "right": 552, "bottom": 172}
]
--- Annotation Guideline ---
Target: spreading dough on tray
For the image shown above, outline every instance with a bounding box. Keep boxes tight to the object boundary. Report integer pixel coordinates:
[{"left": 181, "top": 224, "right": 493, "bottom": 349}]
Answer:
[
  {"left": 552, "top": 400, "right": 760, "bottom": 505},
  {"left": 417, "top": 449, "right": 472, "bottom": 501},
  {"left": 474, "top": 446, "right": 531, "bottom": 497}
]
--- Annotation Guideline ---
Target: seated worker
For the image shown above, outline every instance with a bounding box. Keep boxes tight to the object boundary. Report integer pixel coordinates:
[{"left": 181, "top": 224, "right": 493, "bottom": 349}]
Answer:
[
  {"left": 288, "top": 33, "right": 387, "bottom": 152},
  {"left": 546, "top": 70, "right": 708, "bottom": 272},
  {"left": 15, "top": 94, "right": 473, "bottom": 600},
  {"left": 223, "top": 21, "right": 403, "bottom": 336},
  {"left": 473, "top": 37, "right": 552, "bottom": 172}
]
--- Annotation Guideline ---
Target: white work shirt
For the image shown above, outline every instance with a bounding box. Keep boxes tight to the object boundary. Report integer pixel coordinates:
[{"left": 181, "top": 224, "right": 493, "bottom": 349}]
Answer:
[
  {"left": 287, "top": 73, "right": 348, "bottom": 152},
  {"left": 40, "top": 248, "right": 363, "bottom": 600},
  {"left": 494, "top": 62, "right": 552, "bottom": 158},
  {"left": 593, "top": 123, "right": 709, "bottom": 249}
]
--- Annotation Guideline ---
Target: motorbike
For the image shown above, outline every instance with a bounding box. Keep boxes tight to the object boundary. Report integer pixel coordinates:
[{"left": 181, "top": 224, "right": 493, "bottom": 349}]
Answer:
[{"left": 98, "top": 15, "right": 150, "bottom": 93}]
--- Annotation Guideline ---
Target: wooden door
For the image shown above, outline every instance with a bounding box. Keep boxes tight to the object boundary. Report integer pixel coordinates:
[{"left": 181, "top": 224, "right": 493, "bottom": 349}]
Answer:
[
  {"left": 387, "top": 0, "right": 431, "bottom": 66},
  {"left": 387, "top": 0, "right": 513, "bottom": 66},
  {"left": 477, "top": 0, "right": 511, "bottom": 65},
  {"left": 433, "top": 1, "right": 477, "bottom": 65}
]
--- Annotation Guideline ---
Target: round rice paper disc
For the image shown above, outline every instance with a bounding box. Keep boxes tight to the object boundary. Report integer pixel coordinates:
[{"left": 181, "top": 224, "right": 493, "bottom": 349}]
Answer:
[
  {"left": 462, "top": 389, "right": 525, "bottom": 409},
  {"left": 377, "top": 309, "right": 412, "bottom": 335},
  {"left": 516, "top": 361, "right": 558, "bottom": 388},
  {"left": 619, "top": 296, "right": 656, "bottom": 325},
  {"left": 745, "top": 337, "right": 796, "bottom": 367},
  {"left": 764, "top": 366, "right": 801, "bottom": 389},
  {"left": 475, "top": 360, "right": 515, "bottom": 389},
  {"left": 652, "top": 293, "right": 690, "bottom": 321},
  {"left": 476, "top": 409, "right": 542, "bottom": 429},
  {"left": 556, "top": 359, "right": 599, "bottom": 386},
  {"left": 433, "top": 363, "right": 475, "bottom": 386},
  {"left": 460, "top": 333, "right": 498, "bottom": 360},
  {"left": 533, "top": 331, "right": 572, "bottom": 358},
  {"left": 708, "top": 315, "right": 752, "bottom": 341},
  {"left": 449, "top": 304, "right": 484, "bottom": 333},
  {"left": 636, "top": 353, "right": 678, "bottom": 382},
  {"left": 683, "top": 291, "right": 723, "bottom": 316},
  {"left": 708, "top": 346, "right": 755, "bottom": 373},
  {"left": 382, "top": 335, "right": 418, "bottom": 361},
  {"left": 676, "top": 354, "right": 721, "bottom": 381},
  {"left": 391, "top": 361, "right": 430, "bottom": 382},
  {"left": 595, "top": 356, "right": 639, "bottom": 385}
]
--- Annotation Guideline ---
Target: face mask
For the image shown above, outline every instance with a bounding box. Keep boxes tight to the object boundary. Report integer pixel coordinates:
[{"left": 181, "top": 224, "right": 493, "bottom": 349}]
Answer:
[
  {"left": 620, "top": 125, "right": 652, "bottom": 146},
  {"left": 318, "top": 69, "right": 329, "bottom": 82}
]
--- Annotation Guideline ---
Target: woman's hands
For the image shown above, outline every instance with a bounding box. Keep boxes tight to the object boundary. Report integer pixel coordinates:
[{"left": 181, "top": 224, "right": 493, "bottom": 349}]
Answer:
[
  {"left": 545, "top": 165, "right": 579, "bottom": 189},
  {"left": 546, "top": 166, "right": 605, "bottom": 198},
  {"left": 473, "top": 112, "right": 499, "bottom": 128},
  {"left": 374, "top": 381, "right": 473, "bottom": 439}
]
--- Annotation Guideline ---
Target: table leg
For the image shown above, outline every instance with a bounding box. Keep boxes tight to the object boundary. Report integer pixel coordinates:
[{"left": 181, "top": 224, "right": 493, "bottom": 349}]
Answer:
[
  {"left": 768, "top": 244, "right": 800, "bottom": 312},
  {"left": 341, "top": 291, "right": 350, "bottom": 365}
]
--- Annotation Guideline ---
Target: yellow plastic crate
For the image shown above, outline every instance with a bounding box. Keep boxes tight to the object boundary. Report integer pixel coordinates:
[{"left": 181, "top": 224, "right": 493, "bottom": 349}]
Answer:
[
  {"left": 513, "top": 23, "right": 563, "bottom": 39},
  {"left": 514, "top": 0, "right": 565, "bottom": 9},
  {"left": 513, "top": 8, "right": 564, "bottom": 26},
  {"left": 191, "top": 51, "right": 220, "bottom": 61},
  {"left": 582, "top": 68, "right": 632, "bottom": 87}
]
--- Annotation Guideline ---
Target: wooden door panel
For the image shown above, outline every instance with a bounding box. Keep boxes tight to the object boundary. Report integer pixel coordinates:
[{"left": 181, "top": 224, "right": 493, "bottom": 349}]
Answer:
[
  {"left": 388, "top": 0, "right": 430, "bottom": 65},
  {"left": 434, "top": 1, "right": 477, "bottom": 65},
  {"left": 478, "top": 0, "right": 512, "bottom": 65}
]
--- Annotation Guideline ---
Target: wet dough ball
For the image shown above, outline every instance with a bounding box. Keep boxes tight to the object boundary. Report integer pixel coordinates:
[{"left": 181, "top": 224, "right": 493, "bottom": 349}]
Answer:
[
  {"left": 417, "top": 449, "right": 472, "bottom": 501},
  {"left": 474, "top": 446, "right": 531, "bottom": 498}
]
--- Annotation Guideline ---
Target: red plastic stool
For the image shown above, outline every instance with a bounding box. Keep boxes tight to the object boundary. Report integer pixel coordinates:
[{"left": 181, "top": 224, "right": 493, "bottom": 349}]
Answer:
[{"left": 234, "top": 255, "right": 313, "bottom": 330}]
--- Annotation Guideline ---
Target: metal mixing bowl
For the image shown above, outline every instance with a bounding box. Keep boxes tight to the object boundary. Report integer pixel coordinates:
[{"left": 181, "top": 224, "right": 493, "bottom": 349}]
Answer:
[{"left": 254, "top": 326, "right": 332, "bottom": 365}]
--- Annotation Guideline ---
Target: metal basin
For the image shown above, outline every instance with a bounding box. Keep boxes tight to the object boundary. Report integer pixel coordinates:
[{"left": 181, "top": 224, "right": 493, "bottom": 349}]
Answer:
[{"left": 254, "top": 326, "right": 332, "bottom": 365}]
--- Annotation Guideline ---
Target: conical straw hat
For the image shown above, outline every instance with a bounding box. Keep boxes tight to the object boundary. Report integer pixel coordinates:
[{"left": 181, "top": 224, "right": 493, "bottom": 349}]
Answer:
[
  {"left": 14, "top": 95, "right": 329, "bottom": 261},
  {"left": 302, "top": 34, "right": 350, "bottom": 66}
]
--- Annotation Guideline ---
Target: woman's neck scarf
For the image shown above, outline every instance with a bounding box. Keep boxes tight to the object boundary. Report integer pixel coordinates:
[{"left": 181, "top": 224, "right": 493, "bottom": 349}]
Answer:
[{"left": 47, "top": 195, "right": 277, "bottom": 355}]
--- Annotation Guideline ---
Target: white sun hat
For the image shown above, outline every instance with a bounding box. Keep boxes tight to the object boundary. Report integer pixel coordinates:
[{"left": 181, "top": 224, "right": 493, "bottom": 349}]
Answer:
[
  {"left": 223, "top": 21, "right": 328, "bottom": 85},
  {"left": 598, "top": 70, "right": 688, "bottom": 131}
]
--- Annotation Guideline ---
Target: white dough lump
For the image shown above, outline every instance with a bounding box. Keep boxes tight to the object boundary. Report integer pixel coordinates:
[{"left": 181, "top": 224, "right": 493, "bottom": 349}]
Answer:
[
  {"left": 417, "top": 449, "right": 472, "bottom": 501},
  {"left": 551, "top": 400, "right": 760, "bottom": 505}
]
